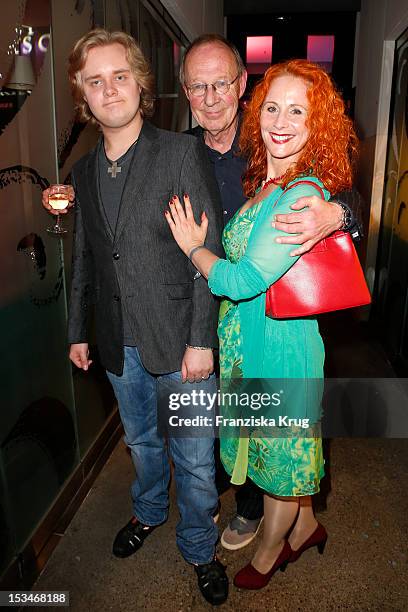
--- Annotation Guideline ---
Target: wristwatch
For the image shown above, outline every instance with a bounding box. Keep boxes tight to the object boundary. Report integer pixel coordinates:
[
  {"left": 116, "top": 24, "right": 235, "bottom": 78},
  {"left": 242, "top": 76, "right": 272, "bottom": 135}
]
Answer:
[{"left": 337, "top": 201, "right": 353, "bottom": 231}]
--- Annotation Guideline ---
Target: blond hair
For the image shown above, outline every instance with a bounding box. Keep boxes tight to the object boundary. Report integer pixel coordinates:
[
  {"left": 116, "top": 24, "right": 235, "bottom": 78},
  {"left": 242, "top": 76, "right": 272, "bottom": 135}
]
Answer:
[{"left": 68, "top": 29, "right": 155, "bottom": 122}]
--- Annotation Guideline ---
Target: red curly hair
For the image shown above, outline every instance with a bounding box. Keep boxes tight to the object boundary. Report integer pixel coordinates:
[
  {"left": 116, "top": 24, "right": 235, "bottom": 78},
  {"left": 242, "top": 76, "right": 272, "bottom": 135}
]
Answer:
[{"left": 240, "top": 59, "right": 358, "bottom": 197}]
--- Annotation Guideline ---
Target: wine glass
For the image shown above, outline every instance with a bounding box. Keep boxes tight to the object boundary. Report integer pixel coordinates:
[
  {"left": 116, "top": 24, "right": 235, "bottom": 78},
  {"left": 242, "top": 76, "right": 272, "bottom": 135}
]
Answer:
[{"left": 46, "top": 184, "right": 70, "bottom": 235}]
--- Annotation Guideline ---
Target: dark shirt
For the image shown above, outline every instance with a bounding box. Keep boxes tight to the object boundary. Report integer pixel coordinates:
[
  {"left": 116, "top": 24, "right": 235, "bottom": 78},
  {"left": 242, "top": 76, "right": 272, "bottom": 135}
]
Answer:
[
  {"left": 98, "top": 138, "right": 137, "bottom": 233},
  {"left": 98, "top": 138, "right": 138, "bottom": 346},
  {"left": 187, "top": 123, "right": 247, "bottom": 223}
]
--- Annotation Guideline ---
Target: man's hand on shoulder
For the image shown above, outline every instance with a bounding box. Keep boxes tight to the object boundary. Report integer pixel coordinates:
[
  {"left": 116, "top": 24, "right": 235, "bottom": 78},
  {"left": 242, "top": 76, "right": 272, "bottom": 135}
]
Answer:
[
  {"left": 272, "top": 196, "right": 343, "bottom": 256},
  {"left": 42, "top": 185, "right": 75, "bottom": 215},
  {"left": 181, "top": 346, "right": 214, "bottom": 383}
]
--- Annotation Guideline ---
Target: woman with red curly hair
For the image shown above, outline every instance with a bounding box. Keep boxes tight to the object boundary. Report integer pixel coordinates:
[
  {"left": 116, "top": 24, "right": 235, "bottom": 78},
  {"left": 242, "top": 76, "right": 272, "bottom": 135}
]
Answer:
[{"left": 166, "top": 59, "right": 358, "bottom": 590}]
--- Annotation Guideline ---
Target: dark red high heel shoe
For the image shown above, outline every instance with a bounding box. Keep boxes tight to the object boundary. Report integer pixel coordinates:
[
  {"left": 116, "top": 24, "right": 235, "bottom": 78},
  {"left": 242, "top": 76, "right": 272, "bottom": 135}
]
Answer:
[
  {"left": 233, "top": 540, "right": 292, "bottom": 590},
  {"left": 289, "top": 522, "right": 327, "bottom": 563}
]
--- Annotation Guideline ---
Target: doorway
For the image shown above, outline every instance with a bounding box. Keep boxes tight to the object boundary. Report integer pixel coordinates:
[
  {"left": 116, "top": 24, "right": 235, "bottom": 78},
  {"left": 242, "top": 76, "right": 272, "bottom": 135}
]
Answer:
[{"left": 375, "top": 27, "right": 408, "bottom": 373}]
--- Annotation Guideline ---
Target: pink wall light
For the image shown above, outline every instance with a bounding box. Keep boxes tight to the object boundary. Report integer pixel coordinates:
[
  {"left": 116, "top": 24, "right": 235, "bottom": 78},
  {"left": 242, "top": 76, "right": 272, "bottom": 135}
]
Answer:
[
  {"left": 307, "top": 35, "right": 335, "bottom": 73},
  {"left": 246, "top": 36, "right": 273, "bottom": 75}
]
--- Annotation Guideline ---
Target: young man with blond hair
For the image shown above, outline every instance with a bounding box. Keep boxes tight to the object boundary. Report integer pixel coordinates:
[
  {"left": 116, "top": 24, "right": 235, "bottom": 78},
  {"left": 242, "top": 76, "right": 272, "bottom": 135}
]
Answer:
[{"left": 50, "top": 29, "right": 228, "bottom": 605}]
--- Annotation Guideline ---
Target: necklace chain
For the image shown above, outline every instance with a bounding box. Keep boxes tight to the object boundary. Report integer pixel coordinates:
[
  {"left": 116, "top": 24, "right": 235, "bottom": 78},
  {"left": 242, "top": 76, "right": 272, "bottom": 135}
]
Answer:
[
  {"left": 105, "top": 137, "right": 139, "bottom": 178},
  {"left": 106, "top": 137, "right": 139, "bottom": 165}
]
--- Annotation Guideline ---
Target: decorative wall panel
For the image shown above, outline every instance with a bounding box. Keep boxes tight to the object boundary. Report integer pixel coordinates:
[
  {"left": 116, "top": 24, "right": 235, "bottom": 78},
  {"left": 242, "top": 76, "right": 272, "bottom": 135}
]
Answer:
[{"left": 0, "top": 0, "right": 78, "bottom": 570}]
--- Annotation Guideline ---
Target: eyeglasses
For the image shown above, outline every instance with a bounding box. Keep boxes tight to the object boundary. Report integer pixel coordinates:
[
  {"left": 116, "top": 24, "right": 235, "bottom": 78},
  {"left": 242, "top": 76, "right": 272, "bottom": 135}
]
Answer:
[{"left": 187, "top": 75, "right": 239, "bottom": 97}]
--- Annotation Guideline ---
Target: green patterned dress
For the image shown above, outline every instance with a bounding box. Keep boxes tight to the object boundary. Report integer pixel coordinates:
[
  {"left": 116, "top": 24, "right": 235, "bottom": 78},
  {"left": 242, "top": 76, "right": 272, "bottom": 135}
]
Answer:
[{"left": 208, "top": 178, "right": 326, "bottom": 496}]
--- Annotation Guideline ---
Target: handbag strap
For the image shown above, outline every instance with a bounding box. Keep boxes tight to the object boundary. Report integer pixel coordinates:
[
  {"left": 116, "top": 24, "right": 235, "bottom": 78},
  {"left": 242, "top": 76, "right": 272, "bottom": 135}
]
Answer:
[{"left": 272, "top": 178, "right": 325, "bottom": 209}]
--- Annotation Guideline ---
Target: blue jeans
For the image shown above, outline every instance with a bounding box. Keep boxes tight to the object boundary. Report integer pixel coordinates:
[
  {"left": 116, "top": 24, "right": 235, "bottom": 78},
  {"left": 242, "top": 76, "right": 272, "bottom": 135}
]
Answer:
[{"left": 106, "top": 346, "right": 218, "bottom": 564}]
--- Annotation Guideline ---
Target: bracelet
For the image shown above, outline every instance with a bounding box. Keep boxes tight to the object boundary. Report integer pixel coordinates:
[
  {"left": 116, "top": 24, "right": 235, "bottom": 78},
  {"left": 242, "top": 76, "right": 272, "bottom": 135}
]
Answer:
[
  {"left": 337, "top": 202, "right": 352, "bottom": 231},
  {"left": 186, "top": 344, "right": 213, "bottom": 351},
  {"left": 189, "top": 245, "right": 205, "bottom": 260}
]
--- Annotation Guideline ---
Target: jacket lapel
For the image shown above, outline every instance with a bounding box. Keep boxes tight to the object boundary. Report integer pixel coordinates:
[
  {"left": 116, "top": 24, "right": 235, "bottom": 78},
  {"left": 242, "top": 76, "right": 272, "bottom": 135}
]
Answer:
[
  {"left": 113, "top": 121, "right": 159, "bottom": 245},
  {"left": 85, "top": 141, "right": 114, "bottom": 242}
]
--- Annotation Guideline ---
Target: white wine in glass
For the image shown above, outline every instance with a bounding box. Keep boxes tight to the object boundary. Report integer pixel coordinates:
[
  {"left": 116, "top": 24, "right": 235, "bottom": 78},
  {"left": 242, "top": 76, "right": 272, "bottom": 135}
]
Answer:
[
  {"left": 49, "top": 192, "right": 70, "bottom": 210},
  {"left": 47, "top": 184, "right": 70, "bottom": 234}
]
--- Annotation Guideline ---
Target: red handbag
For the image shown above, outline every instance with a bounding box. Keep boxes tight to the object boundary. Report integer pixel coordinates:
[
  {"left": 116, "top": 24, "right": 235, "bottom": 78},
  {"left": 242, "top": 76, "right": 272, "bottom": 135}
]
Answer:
[{"left": 265, "top": 180, "right": 371, "bottom": 319}]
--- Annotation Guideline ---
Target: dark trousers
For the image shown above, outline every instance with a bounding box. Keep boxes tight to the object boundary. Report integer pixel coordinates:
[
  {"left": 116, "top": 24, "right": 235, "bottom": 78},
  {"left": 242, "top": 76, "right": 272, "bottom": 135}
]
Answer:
[{"left": 214, "top": 439, "right": 264, "bottom": 521}]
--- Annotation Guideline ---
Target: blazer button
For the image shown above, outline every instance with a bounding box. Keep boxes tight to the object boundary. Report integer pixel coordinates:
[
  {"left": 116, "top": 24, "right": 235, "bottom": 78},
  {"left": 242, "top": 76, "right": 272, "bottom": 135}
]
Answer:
[
  {"left": 113, "top": 252, "right": 120, "bottom": 260},
  {"left": 113, "top": 295, "right": 120, "bottom": 302}
]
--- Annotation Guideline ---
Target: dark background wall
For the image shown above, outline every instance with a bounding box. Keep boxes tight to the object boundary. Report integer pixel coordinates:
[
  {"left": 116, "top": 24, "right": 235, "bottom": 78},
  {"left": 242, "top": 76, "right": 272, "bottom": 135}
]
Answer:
[{"left": 227, "top": 11, "right": 357, "bottom": 108}]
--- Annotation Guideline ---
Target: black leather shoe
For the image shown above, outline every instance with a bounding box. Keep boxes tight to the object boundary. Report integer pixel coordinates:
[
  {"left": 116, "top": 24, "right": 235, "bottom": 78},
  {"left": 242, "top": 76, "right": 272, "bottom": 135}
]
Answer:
[
  {"left": 112, "top": 517, "right": 156, "bottom": 558},
  {"left": 194, "top": 557, "right": 229, "bottom": 605}
]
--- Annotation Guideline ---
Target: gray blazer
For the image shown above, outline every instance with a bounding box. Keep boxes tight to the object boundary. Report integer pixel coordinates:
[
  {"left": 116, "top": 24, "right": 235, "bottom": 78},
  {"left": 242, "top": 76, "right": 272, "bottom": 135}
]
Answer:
[{"left": 67, "top": 121, "right": 224, "bottom": 376}]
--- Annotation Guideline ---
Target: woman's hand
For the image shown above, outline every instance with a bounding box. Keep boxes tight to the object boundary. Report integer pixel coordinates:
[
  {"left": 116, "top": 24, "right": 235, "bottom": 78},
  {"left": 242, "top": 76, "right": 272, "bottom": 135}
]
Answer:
[{"left": 165, "top": 194, "right": 208, "bottom": 257}]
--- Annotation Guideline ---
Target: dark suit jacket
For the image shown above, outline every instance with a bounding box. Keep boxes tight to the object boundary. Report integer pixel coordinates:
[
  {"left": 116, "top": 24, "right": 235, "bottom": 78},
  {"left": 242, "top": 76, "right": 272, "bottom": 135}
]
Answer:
[{"left": 67, "top": 121, "right": 225, "bottom": 376}]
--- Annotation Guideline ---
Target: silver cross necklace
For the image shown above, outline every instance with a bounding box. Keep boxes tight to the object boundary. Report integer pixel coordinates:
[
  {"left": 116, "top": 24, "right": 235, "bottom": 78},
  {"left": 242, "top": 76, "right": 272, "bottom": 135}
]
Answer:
[
  {"left": 105, "top": 137, "right": 139, "bottom": 178},
  {"left": 108, "top": 160, "right": 121, "bottom": 178}
]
